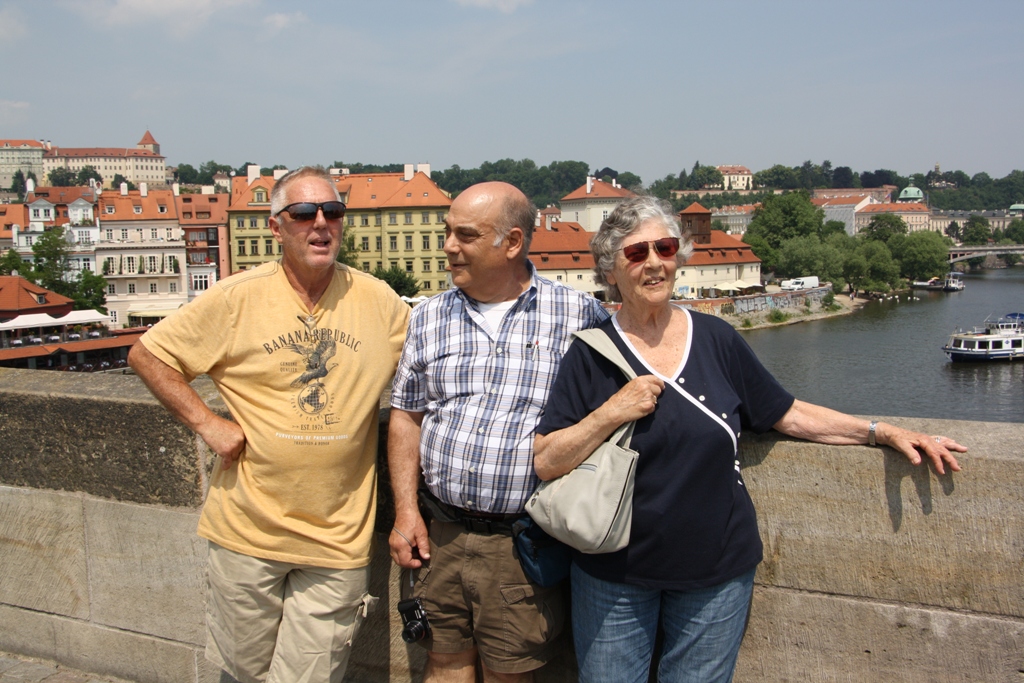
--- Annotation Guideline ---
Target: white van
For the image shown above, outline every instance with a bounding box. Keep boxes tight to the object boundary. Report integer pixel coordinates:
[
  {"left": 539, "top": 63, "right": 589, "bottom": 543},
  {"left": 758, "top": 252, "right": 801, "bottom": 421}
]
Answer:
[{"left": 780, "top": 276, "right": 819, "bottom": 291}]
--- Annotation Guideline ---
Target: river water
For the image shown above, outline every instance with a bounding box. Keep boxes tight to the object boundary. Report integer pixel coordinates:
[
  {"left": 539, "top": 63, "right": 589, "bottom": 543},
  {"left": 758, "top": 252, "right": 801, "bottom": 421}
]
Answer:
[{"left": 741, "top": 268, "right": 1024, "bottom": 423}]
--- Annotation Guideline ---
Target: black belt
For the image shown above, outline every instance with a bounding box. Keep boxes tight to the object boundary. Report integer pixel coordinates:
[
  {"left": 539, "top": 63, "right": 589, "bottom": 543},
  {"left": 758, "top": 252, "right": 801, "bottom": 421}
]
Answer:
[{"left": 419, "top": 489, "right": 523, "bottom": 536}]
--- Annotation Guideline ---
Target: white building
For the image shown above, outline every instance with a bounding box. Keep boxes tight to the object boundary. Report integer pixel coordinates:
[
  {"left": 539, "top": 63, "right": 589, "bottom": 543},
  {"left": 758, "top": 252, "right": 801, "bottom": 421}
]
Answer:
[
  {"left": 715, "top": 165, "right": 753, "bottom": 191},
  {"left": 559, "top": 177, "right": 636, "bottom": 232},
  {"left": 812, "top": 194, "right": 877, "bottom": 236},
  {"left": 43, "top": 131, "right": 166, "bottom": 189},
  {"left": 0, "top": 140, "right": 47, "bottom": 189}
]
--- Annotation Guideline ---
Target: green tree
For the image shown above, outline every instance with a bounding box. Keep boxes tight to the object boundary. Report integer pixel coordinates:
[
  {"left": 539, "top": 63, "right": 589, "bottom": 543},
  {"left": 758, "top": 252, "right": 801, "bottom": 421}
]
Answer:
[
  {"left": 176, "top": 164, "right": 199, "bottom": 184},
  {"left": 48, "top": 167, "right": 77, "bottom": 187},
  {"left": 996, "top": 238, "right": 1021, "bottom": 266},
  {"left": 855, "top": 240, "right": 900, "bottom": 294},
  {"left": 961, "top": 215, "right": 991, "bottom": 245},
  {"left": 648, "top": 173, "right": 679, "bottom": 200},
  {"left": 335, "top": 232, "right": 359, "bottom": 268},
  {"left": 111, "top": 174, "right": 137, "bottom": 191},
  {"left": 617, "top": 171, "right": 642, "bottom": 191},
  {"left": 775, "top": 235, "right": 845, "bottom": 287},
  {"left": 689, "top": 164, "right": 724, "bottom": 190},
  {"left": 371, "top": 266, "right": 420, "bottom": 298},
  {"left": 9, "top": 169, "right": 27, "bottom": 200},
  {"left": 73, "top": 269, "right": 108, "bottom": 312},
  {"left": 1004, "top": 218, "right": 1024, "bottom": 244},
  {"left": 832, "top": 166, "right": 855, "bottom": 188},
  {"left": 0, "top": 248, "right": 29, "bottom": 276},
  {"left": 753, "top": 165, "right": 801, "bottom": 189},
  {"left": 197, "top": 160, "right": 233, "bottom": 185},
  {"left": 822, "top": 220, "right": 847, "bottom": 239},
  {"left": 75, "top": 165, "right": 103, "bottom": 186},
  {"left": 743, "top": 191, "right": 824, "bottom": 251},
  {"left": 32, "top": 229, "right": 75, "bottom": 297},
  {"left": 892, "top": 230, "right": 951, "bottom": 281},
  {"left": 860, "top": 213, "right": 907, "bottom": 243}
]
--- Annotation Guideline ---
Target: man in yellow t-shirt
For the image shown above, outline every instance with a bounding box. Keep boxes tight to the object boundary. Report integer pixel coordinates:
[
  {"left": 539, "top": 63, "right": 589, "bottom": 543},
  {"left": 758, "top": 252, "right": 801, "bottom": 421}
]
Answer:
[{"left": 129, "top": 166, "right": 409, "bottom": 683}]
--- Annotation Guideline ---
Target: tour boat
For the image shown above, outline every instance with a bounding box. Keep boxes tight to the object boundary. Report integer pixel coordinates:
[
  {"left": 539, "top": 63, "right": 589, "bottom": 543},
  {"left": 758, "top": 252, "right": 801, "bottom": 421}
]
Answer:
[
  {"left": 942, "top": 314, "right": 1024, "bottom": 362},
  {"left": 911, "top": 273, "right": 965, "bottom": 292}
]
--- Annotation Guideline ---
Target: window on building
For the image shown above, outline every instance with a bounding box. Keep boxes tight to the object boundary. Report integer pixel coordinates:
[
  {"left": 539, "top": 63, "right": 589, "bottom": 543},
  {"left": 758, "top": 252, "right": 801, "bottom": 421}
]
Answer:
[
  {"left": 347, "top": 216, "right": 355, "bottom": 227},
  {"left": 149, "top": 283, "right": 158, "bottom": 293},
  {"left": 361, "top": 216, "right": 369, "bottom": 226},
  {"left": 151, "top": 228, "right": 158, "bottom": 239},
  {"left": 250, "top": 239, "right": 258, "bottom": 255},
  {"left": 277, "top": 242, "right": 283, "bottom": 254},
  {"left": 422, "top": 235, "right": 431, "bottom": 250},
  {"left": 105, "top": 229, "right": 113, "bottom": 240},
  {"left": 121, "top": 229, "right": 129, "bottom": 240},
  {"left": 437, "top": 212, "right": 445, "bottom": 223},
  {"left": 106, "top": 206, "right": 114, "bottom": 214},
  {"left": 167, "top": 228, "right": 174, "bottom": 240},
  {"left": 254, "top": 190, "right": 266, "bottom": 203},
  {"left": 376, "top": 261, "right": 382, "bottom": 270},
  {"left": 125, "top": 256, "right": 136, "bottom": 273},
  {"left": 128, "top": 283, "right": 136, "bottom": 294},
  {"left": 361, "top": 236, "right": 370, "bottom": 251},
  {"left": 133, "top": 206, "right": 142, "bottom": 215},
  {"left": 192, "top": 274, "right": 210, "bottom": 291},
  {"left": 438, "top": 259, "right": 446, "bottom": 271},
  {"left": 158, "top": 205, "right": 167, "bottom": 214},
  {"left": 110, "top": 310, "right": 118, "bottom": 323},
  {"left": 389, "top": 212, "right": 397, "bottom": 225},
  {"left": 375, "top": 215, "right": 382, "bottom": 226},
  {"left": 249, "top": 217, "right": 257, "bottom": 228},
  {"left": 32, "top": 209, "right": 39, "bottom": 218},
  {"left": 169, "top": 282, "right": 177, "bottom": 293},
  {"left": 362, "top": 262, "right": 370, "bottom": 272},
  {"left": 422, "top": 281, "right": 431, "bottom": 290},
  {"left": 147, "top": 256, "right": 157, "bottom": 272},
  {"left": 238, "top": 241, "right": 246, "bottom": 255},
  {"left": 390, "top": 260, "right": 398, "bottom": 270},
  {"left": 107, "top": 284, "right": 116, "bottom": 295},
  {"left": 236, "top": 218, "right": 244, "bottom": 228},
  {"left": 405, "top": 235, "right": 413, "bottom": 250},
  {"left": 404, "top": 212, "right": 413, "bottom": 225},
  {"left": 405, "top": 260, "right": 413, "bottom": 273},
  {"left": 421, "top": 211, "right": 430, "bottom": 224},
  {"left": 77, "top": 231, "right": 90, "bottom": 244},
  {"left": 422, "top": 260, "right": 431, "bottom": 272},
  {"left": 265, "top": 239, "right": 274, "bottom": 255},
  {"left": 389, "top": 236, "right": 398, "bottom": 251},
  {"left": 376, "top": 236, "right": 382, "bottom": 251}
]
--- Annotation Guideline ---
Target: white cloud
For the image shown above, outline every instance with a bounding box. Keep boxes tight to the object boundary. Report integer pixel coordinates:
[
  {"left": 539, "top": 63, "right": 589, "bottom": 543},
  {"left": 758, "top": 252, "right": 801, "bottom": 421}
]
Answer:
[
  {"left": 0, "top": 4, "right": 28, "bottom": 42},
  {"left": 263, "top": 11, "right": 307, "bottom": 34},
  {"left": 452, "top": 0, "right": 534, "bottom": 14},
  {"left": 64, "top": 0, "right": 255, "bottom": 37},
  {"left": 0, "top": 100, "right": 31, "bottom": 126}
]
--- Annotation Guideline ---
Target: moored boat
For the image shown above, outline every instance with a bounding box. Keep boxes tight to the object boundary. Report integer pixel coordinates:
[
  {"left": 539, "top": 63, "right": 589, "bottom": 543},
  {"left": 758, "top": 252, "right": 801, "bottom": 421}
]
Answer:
[
  {"left": 942, "top": 314, "right": 1024, "bottom": 362},
  {"left": 943, "top": 272, "right": 965, "bottom": 291}
]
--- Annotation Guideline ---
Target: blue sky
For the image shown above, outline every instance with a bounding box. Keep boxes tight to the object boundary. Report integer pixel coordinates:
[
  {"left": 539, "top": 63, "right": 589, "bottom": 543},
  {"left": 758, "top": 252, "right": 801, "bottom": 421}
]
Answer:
[{"left": 2, "top": 0, "right": 1022, "bottom": 185}]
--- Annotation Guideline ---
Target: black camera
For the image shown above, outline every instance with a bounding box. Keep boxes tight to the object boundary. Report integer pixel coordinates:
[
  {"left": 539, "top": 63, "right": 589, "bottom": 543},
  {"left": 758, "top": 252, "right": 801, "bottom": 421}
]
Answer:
[{"left": 397, "top": 597, "right": 431, "bottom": 643}]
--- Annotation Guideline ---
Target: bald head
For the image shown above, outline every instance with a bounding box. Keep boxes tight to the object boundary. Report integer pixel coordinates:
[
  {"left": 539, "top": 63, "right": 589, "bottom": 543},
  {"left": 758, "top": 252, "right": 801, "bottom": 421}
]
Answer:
[{"left": 455, "top": 182, "right": 536, "bottom": 255}]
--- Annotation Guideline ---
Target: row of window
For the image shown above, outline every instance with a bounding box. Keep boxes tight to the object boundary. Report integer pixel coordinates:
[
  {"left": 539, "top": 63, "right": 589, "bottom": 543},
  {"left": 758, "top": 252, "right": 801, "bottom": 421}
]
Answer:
[
  {"left": 237, "top": 239, "right": 283, "bottom": 256},
  {"left": 104, "top": 204, "right": 168, "bottom": 215},
  {"left": 103, "top": 228, "right": 178, "bottom": 241},
  {"left": 104, "top": 255, "right": 177, "bottom": 274},
  {"left": 108, "top": 281, "right": 179, "bottom": 295},
  {"left": 360, "top": 233, "right": 447, "bottom": 252}
]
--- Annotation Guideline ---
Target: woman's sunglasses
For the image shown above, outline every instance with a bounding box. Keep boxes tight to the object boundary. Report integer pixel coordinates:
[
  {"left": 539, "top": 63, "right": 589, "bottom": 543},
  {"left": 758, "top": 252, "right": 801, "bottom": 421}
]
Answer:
[
  {"left": 621, "top": 237, "right": 681, "bottom": 263},
  {"left": 276, "top": 201, "right": 347, "bottom": 222}
]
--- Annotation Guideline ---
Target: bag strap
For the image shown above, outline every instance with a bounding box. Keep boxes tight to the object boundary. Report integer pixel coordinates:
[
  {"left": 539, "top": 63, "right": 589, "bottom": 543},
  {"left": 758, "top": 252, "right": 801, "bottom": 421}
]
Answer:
[{"left": 572, "top": 328, "right": 637, "bottom": 449}]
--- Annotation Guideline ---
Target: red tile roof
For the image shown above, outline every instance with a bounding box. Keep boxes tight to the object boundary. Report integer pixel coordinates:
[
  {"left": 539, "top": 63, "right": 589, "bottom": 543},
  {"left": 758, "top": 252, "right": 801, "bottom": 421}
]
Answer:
[
  {"left": 858, "top": 202, "right": 929, "bottom": 214},
  {"left": 679, "top": 202, "right": 711, "bottom": 215},
  {"left": 561, "top": 179, "right": 636, "bottom": 202},
  {"left": 716, "top": 165, "right": 752, "bottom": 175},
  {"left": 687, "top": 231, "right": 761, "bottom": 266},
  {"left": 137, "top": 130, "right": 158, "bottom": 145},
  {"left": 0, "top": 204, "right": 30, "bottom": 239},
  {"left": 530, "top": 224, "right": 596, "bottom": 269},
  {"left": 176, "top": 193, "right": 229, "bottom": 225},
  {"left": 228, "top": 176, "right": 275, "bottom": 213},
  {"left": 0, "top": 276, "right": 75, "bottom": 317},
  {"left": 0, "top": 140, "right": 45, "bottom": 148},
  {"left": 337, "top": 172, "right": 452, "bottom": 209},
  {"left": 97, "top": 188, "right": 178, "bottom": 221},
  {"left": 0, "top": 333, "right": 143, "bottom": 362},
  {"left": 45, "top": 147, "right": 163, "bottom": 159},
  {"left": 713, "top": 204, "right": 759, "bottom": 215},
  {"left": 26, "top": 186, "right": 100, "bottom": 206}
]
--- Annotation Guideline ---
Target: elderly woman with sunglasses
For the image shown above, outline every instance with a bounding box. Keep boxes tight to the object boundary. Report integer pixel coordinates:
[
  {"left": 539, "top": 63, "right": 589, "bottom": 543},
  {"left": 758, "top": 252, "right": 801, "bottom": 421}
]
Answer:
[{"left": 533, "top": 196, "right": 965, "bottom": 683}]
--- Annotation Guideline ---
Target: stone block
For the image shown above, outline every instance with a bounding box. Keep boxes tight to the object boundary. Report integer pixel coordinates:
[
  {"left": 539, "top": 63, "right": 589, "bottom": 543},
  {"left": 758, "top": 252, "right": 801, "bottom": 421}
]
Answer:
[
  {"left": 0, "top": 604, "right": 200, "bottom": 683},
  {"left": 84, "top": 498, "right": 206, "bottom": 645},
  {"left": 0, "top": 486, "right": 88, "bottom": 618},
  {"left": 0, "top": 369, "right": 219, "bottom": 507},
  {"left": 736, "top": 586, "right": 1024, "bottom": 682},
  {"left": 741, "top": 418, "right": 1024, "bottom": 618}
]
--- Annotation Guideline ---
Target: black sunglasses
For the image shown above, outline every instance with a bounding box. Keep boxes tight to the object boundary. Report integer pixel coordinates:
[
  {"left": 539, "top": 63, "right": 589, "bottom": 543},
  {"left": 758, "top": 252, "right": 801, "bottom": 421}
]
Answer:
[
  {"left": 276, "top": 201, "right": 346, "bottom": 222},
  {"left": 621, "top": 237, "right": 681, "bottom": 263}
]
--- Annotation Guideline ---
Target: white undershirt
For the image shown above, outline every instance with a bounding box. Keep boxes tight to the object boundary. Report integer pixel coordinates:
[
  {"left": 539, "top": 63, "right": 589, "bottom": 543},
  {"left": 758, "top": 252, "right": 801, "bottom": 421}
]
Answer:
[{"left": 476, "top": 300, "right": 517, "bottom": 337}]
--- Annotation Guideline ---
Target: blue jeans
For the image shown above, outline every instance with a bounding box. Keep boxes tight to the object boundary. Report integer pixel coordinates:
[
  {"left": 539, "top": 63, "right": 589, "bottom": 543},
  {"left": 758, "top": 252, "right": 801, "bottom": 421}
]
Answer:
[{"left": 571, "top": 564, "right": 755, "bottom": 683}]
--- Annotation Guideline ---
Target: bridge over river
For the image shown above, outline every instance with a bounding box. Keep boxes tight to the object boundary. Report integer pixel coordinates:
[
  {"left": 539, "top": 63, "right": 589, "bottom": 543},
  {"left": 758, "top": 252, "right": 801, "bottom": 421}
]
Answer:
[{"left": 948, "top": 243, "right": 1024, "bottom": 263}]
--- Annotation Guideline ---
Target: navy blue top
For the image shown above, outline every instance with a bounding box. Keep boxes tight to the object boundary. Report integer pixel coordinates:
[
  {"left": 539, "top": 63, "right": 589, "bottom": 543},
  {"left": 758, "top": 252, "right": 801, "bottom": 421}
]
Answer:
[{"left": 536, "top": 310, "right": 794, "bottom": 590}]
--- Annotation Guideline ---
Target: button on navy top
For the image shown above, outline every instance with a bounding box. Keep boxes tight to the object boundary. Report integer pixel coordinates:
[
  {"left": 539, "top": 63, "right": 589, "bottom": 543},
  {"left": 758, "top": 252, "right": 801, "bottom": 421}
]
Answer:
[{"left": 536, "top": 310, "right": 794, "bottom": 590}]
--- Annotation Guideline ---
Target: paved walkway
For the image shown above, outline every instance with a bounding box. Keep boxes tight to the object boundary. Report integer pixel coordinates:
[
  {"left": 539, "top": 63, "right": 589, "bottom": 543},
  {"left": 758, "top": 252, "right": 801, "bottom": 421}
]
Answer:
[{"left": 0, "top": 653, "right": 131, "bottom": 683}]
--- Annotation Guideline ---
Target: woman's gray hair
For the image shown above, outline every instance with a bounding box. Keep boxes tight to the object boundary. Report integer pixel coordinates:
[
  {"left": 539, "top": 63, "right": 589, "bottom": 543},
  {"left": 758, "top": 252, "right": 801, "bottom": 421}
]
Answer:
[
  {"left": 590, "top": 195, "right": 693, "bottom": 302},
  {"left": 270, "top": 166, "right": 341, "bottom": 216}
]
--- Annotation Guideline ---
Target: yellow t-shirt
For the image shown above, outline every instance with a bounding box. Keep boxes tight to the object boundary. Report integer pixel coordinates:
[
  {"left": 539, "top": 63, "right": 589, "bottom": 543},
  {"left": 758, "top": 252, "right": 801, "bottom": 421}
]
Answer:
[{"left": 140, "top": 261, "right": 409, "bottom": 568}]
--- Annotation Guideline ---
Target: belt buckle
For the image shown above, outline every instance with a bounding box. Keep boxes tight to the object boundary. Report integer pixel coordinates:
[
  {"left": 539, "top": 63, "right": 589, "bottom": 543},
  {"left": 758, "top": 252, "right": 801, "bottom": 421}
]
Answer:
[{"left": 464, "top": 517, "right": 493, "bottom": 535}]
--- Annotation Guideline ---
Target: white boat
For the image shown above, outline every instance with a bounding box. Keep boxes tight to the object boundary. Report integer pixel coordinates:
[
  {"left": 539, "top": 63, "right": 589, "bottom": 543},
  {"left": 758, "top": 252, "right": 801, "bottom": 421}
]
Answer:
[
  {"left": 942, "top": 313, "right": 1024, "bottom": 362},
  {"left": 943, "top": 272, "right": 965, "bottom": 291}
]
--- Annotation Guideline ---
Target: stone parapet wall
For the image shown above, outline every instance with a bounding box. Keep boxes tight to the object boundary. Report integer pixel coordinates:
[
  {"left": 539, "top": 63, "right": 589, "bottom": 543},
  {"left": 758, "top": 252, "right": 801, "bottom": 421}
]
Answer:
[
  {"left": 677, "top": 286, "right": 830, "bottom": 317},
  {"left": 0, "top": 368, "right": 1021, "bottom": 682}
]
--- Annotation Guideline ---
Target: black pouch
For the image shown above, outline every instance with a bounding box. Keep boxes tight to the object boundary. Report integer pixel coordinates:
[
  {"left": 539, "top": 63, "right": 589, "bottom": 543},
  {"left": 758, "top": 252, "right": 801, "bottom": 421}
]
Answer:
[{"left": 511, "top": 517, "right": 572, "bottom": 587}]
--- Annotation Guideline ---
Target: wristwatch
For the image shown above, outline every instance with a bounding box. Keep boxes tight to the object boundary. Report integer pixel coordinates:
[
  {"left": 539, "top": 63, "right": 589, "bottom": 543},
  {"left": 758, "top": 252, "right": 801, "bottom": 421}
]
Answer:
[{"left": 868, "top": 421, "right": 878, "bottom": 447}]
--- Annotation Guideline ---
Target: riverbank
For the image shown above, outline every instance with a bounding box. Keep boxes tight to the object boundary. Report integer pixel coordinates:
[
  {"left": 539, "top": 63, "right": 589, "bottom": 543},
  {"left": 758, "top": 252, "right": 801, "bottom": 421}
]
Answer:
[{"left": 721, "top": 291, "right": 867, "bottom": 331}]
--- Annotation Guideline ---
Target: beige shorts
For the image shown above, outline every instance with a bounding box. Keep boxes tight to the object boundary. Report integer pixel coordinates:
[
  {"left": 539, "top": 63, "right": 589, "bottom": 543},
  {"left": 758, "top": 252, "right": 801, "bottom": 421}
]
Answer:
[
  {"left": 205, "top": 542, "right": 376, "bottom": 683},
  {"left": 411, "top": 519, "right": 566, "bottom": 674}
]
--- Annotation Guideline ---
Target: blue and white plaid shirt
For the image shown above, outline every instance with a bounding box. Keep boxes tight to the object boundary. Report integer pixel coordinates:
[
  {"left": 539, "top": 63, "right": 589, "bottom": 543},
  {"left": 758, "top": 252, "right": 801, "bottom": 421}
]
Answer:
[{"left": 391, "top": 263, "right": 608, "bottom": 514}]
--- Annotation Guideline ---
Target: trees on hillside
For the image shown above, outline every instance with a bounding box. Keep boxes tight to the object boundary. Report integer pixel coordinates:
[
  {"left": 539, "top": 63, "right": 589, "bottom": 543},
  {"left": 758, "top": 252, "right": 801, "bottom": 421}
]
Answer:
[
  {"left": 76, "top": 166, "right": 103, "bottom": 186},
  {"left": 48, "top": 167, "right": 77, "bottom": 186},
  {"left": 860, "top": 213, "right": 908, "bottom": 243}
]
